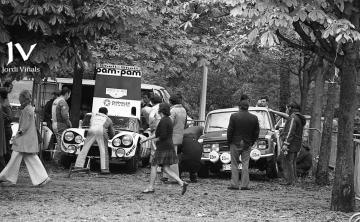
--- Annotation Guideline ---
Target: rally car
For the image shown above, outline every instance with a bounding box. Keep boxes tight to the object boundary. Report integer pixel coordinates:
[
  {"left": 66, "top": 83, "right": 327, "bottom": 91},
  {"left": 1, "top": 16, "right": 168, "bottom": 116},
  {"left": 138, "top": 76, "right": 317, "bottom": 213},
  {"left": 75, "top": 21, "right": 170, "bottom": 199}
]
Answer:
[
  {"left": 197, "top": 107, "right": 286, "bottom": 178},
  {"left": 59, "top": 113, "right": 150, "bottom": 173}
]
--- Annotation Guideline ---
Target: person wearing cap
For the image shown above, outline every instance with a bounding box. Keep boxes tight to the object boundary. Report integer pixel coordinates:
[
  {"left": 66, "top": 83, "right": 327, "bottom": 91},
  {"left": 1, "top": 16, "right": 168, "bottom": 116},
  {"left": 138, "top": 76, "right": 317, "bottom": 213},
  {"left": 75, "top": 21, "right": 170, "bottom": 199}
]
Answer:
[
  {"left": 71, "top": 107, "right": 115, "bottom": 174},
  {"left": 227, "top": 100, "right": 260, "bottom": 190},
  {"left": 280, "top": 101, "right": 306, "bottom": 185}
]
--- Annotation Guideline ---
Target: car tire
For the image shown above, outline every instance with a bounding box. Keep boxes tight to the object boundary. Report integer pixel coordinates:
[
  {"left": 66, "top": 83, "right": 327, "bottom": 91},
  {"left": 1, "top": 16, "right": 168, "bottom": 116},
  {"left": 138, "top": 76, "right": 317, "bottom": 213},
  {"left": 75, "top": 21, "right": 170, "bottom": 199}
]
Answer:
[
  {"left": 266, "top": 156, "right": 279, "bottom": 179},
  {"left": 126, "top": 153, "right": 139, "bottom": 173},
  {"left": 197, "top": 163, "right": 209, "bottom": 178}
]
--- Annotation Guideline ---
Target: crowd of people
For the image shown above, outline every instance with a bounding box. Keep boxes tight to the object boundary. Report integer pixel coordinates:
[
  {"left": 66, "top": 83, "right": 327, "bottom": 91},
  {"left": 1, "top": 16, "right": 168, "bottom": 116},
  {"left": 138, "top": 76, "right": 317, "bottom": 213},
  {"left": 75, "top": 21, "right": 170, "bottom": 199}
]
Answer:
[{"left": 0, "top": 80, "right": 312, "bottom": 194}]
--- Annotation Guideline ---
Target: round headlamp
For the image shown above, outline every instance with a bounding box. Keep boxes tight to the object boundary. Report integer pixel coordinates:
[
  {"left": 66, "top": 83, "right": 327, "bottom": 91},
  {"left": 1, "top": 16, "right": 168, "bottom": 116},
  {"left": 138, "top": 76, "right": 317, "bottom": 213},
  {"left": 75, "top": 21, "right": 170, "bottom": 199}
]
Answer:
[
  {"left": 220, "top": 152, "right": 231, "bottom": 164},
  {"left": 116, "top": 148, "right": 125, "bottom": 157},
  {"left": 64, "top": 132, "right": 74, "bottom": 141},
  {"left": 112, "top": 138, "right": 121, "bottom": 147},
  {"left": 74, "top": 135, "right": 83, "bottom": 144},
  {"left": 197, "top": 138, "right": 204, "bottom": 143},
  {"left": 67, "top": 145, "right": 77, "bottom": 154},
  {"left": 122, "top": 135, "right": 133, "bottom": 146}
]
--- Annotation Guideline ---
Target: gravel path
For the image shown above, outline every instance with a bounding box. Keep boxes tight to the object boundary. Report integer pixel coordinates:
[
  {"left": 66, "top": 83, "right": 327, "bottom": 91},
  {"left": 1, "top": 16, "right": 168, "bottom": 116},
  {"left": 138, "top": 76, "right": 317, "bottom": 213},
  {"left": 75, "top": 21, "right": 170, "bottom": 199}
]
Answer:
[{"left": 0, "top": 164, "right": 357, "bottom": 222}]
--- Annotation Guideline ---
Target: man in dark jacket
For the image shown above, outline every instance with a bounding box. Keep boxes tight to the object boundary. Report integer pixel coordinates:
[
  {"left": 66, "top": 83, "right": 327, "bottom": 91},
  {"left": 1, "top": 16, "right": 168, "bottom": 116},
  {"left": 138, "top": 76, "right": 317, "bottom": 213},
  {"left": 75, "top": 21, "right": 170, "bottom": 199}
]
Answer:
[
  {"left": 280, "top": 101, "right": 306, "bottom": 185},
  {"left": 43, "top": 91, "right": 59, "bottom": 131},
  {"left": 227, "top": 100, "right": 260, "bottom": 190}
]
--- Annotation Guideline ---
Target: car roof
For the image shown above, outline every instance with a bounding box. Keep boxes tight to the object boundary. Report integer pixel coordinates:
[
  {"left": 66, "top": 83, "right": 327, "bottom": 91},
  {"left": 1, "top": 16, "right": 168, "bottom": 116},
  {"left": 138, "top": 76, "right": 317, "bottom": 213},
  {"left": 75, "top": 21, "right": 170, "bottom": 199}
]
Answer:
[
  {"left": 46, "top": 78, "right": 165, "bottom": 90},
  {"left": 207, "top": 106, "right": 270, "bottom": 115}
]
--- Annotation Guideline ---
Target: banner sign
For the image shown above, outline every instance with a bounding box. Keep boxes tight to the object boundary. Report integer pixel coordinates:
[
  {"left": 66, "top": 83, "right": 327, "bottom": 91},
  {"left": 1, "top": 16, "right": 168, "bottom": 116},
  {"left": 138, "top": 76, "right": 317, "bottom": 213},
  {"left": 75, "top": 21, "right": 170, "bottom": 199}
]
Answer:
[{"left": 92, "top": 63, "right": 141, "bottom": 119}]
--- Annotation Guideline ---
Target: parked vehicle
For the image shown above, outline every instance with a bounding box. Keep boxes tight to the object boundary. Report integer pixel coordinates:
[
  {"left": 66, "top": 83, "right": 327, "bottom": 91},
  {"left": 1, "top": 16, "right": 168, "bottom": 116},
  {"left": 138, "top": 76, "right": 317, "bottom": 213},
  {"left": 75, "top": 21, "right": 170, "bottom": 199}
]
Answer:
[
  {"left": 60, "top": 113, "right": 151, "bottom": 172},
  {"left": 38, "top": 77, "right": 168, "bottom": 172},
  {"left": 197, "top": 107, "right": 287, "bottom": 178}
]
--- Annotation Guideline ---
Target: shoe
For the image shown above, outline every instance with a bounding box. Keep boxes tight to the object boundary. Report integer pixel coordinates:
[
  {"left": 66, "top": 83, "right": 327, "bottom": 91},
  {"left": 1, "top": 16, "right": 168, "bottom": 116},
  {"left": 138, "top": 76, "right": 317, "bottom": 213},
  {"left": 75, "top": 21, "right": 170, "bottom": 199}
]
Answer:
[
  {"left": 181, "top": 182, "right": 188, "bottom": 195},
  {"left": 70, "top": 166, "right": 89, "bottom": 173},
  {"left": 35, "top": 177, "right": 51, "bottom": 187},
  {"left": 100, "top": 170, "right": 111, "bottom": 175},
  {"left": 240, "top": 187, "right": 251, "bottom": 190},
  {"left": 142, "top": 188, "right": 155, "bottom": 194},
  {"left": 227, "top": 186, "right": 239, "bottom": 190}
]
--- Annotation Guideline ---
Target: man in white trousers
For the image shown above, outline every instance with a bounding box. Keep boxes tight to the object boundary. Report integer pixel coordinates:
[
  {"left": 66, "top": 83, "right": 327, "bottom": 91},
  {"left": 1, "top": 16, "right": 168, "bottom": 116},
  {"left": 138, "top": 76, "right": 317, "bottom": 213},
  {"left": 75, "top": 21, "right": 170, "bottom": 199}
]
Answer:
[{"left": 71, "top": 107, "right": 115, "bottom": 174}]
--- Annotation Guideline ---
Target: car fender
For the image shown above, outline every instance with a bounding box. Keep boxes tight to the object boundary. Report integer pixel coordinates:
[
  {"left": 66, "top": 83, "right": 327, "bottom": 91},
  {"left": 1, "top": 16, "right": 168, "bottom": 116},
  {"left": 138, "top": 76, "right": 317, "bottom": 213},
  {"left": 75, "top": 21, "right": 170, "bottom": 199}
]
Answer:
[
  {"left": 109, "top": 131, "right": 144, "bottom": 158},
  {"left": 61, "top": 128, "right": 86, "bottom": 154}
]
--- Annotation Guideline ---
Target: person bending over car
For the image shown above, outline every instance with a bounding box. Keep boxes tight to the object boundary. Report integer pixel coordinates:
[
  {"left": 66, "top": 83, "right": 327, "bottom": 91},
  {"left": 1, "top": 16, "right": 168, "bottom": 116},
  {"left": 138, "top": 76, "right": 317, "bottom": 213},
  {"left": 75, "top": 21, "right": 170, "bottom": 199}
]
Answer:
[
  {"left": 178, "top": 126, "right": 203, "bottom": 183},
  {"left": 71, "top": 107, "right": 115, "bottom": 174}
]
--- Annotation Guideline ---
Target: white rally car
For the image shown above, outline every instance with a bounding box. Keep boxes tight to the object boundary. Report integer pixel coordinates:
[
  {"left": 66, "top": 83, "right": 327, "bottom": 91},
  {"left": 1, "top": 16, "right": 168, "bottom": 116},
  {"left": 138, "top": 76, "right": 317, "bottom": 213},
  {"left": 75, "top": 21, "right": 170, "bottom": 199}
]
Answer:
[{"left": 60, "top": 113, "right": 150, "bottom": 173}]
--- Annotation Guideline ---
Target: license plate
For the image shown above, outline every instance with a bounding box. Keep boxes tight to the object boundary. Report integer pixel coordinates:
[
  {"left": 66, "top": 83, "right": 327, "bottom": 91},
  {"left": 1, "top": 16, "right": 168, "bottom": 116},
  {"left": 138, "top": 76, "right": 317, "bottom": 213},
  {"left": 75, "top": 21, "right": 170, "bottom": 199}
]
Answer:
[
  {"left": 222, "top": 163, "right": 242, "bottom": 171},
  {"left": 202, "top": 153, "right": 210, "bottom": 159}
]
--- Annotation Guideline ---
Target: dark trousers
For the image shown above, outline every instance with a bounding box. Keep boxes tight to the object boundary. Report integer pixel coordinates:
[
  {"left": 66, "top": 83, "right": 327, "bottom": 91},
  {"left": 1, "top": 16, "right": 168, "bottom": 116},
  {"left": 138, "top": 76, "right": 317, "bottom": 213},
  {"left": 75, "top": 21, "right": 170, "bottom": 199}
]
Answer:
[
  {"left": 230, "top": 142, "right": 251, "bottom": 188},
  {"left": 283, "top": 152, "right": 297, "bottom": 184},
  {"left": 179, "top": 162, "right": 197, "bottom": 182}
]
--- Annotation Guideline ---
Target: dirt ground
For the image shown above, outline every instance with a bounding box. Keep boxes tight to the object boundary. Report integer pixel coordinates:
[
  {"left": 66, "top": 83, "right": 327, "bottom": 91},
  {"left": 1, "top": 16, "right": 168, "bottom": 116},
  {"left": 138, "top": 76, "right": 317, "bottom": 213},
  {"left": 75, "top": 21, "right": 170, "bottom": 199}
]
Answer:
[{"left": 0, "top": 163, "right": 358, "bottom": 222}]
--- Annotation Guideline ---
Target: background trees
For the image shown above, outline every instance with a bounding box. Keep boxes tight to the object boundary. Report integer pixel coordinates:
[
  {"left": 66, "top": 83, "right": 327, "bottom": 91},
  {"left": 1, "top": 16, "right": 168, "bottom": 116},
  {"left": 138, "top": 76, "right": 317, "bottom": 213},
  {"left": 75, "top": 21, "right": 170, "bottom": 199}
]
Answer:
[{"left": 197, "top": 0, "right": 359, "bottom": 212}]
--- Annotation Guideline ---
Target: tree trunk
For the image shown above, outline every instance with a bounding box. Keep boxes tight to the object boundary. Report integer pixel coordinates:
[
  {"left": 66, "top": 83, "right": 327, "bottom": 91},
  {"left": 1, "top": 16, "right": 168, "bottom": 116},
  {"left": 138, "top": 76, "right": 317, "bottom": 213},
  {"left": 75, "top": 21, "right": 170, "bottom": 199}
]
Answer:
[
  {"left": 279, "top": 66, "right": 290, "bottom": 112},
  {"left": 316, "top": 82, "right": 338, "bottom": 185},
  {"left": 330, "top": 53, "right": 357, "bottom": 212},
  {"left": 70, "top": 65, "right": 83, "bottom": 128},
  {"left": 309, "top": 60, "right": 325, "bottom": 173},
  {"left": 300, "top": 69, "right": 311, "bottom": 113}
]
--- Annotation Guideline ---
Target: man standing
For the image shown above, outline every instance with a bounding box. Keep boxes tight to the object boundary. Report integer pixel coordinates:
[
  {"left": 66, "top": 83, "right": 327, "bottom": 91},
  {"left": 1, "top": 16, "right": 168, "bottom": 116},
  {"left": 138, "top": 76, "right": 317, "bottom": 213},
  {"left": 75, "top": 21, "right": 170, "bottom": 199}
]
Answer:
[
  {"left": 280, "top": 101, "right": 306, "bottom": 185},
  {"left": 0, "top": 87, "right": 12, "bottom": 162},
  {"left": 256, "top": 96, "right": 269, "bottom": 108},
  {"left": 164, "top": 94, "right": 187, "bottom": 181},
  {"left": 44, "top": 91, "right": 59, "bottom": 131},
  {"left": 71, "top": 107, "right": 115, "bottom": 174},
  {"left": 227, "top": 100, "right": 260, "bottom": 190},
  {"left": 52, "top": 87, "right": 72, "bottom": 165}
]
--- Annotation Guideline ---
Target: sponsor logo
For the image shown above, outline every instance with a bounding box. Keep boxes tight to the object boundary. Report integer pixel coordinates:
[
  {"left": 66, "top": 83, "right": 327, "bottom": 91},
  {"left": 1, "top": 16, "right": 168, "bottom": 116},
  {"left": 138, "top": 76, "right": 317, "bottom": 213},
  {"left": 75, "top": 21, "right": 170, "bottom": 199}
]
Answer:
[
  {"left": 103, "top": 99, "right": 131, "bottom": 107},
  {"left": 96, "top": 67, "right": 141, "bottom": 77},
  {"left": 104, "top": 99, "right": 111, "bottom": 106},
  {"left": 106, "top": 88, "right": 127, "bottom": 98}
]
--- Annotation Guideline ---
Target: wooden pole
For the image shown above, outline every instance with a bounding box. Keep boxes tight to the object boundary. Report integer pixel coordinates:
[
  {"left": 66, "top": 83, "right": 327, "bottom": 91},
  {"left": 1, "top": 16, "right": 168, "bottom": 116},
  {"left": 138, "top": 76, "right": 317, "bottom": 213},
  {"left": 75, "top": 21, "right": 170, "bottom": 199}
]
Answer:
[{"left": 199, "top": 59, "right": 208, "bottom": 124}]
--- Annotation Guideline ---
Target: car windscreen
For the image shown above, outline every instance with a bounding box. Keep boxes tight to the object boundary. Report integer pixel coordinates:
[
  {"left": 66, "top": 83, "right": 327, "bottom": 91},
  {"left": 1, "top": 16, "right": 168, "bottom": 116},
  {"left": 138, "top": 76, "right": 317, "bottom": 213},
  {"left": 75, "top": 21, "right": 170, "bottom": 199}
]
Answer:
[
  {"left": 204, "top": 110, "right": 271, "bottom": 133},
  {"left": 82, "top": 114, "right": 139, "bottom": 132}
]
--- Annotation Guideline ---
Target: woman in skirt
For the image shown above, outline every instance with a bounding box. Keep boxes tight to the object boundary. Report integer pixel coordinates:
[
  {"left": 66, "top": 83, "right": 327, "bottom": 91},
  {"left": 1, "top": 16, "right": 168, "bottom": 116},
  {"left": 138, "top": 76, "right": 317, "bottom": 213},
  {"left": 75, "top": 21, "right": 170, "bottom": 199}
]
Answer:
[{"left": 141, "top": 103, "right": 188, "bottom": 194}]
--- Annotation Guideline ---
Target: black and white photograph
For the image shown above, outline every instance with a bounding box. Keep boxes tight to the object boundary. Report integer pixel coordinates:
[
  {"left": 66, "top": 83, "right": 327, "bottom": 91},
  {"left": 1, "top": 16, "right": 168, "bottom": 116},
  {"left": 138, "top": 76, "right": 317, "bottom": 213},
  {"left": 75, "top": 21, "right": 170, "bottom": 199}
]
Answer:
[{"left": 1, "top": 0, "right": 360, "bottom": 221}]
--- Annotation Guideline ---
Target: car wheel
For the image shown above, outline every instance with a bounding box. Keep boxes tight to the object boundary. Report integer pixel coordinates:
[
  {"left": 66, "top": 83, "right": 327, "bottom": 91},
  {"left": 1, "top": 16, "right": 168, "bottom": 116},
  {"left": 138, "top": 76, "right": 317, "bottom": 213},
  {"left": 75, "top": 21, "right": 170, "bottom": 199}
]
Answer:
[
  {"left": 126, "top": 153, "right": 139, "bottom": 173},
  {"left": 198, "top": 163, "right": 209, "bottom": 178},
  {"left": 266, "top": 156, "right": 279, "bottom": 179}
]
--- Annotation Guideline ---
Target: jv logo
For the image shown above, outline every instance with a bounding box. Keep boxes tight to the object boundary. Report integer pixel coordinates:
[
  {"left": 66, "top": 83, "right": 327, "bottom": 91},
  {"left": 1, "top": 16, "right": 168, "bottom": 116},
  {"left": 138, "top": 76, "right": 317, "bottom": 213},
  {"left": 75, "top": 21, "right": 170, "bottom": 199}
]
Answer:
[{"left": 6, "top": 42, "right": 37, "bottom": 65}]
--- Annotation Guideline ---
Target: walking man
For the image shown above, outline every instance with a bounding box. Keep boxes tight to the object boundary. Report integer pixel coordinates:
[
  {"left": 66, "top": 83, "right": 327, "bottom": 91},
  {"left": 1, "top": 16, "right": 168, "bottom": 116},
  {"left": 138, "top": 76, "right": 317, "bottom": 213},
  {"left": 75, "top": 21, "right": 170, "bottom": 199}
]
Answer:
[
  {"left": 71, "top": 107, "right": 115, "bottom": 174},
  {"left": 52, "top": 87, "right": 72, "bottom": 165},
  {"left": 227, "top": 100, "right": 260, "bottom": 190},
  {"left": 280, "top": 101, "right": 306, "bottom": 185}
]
